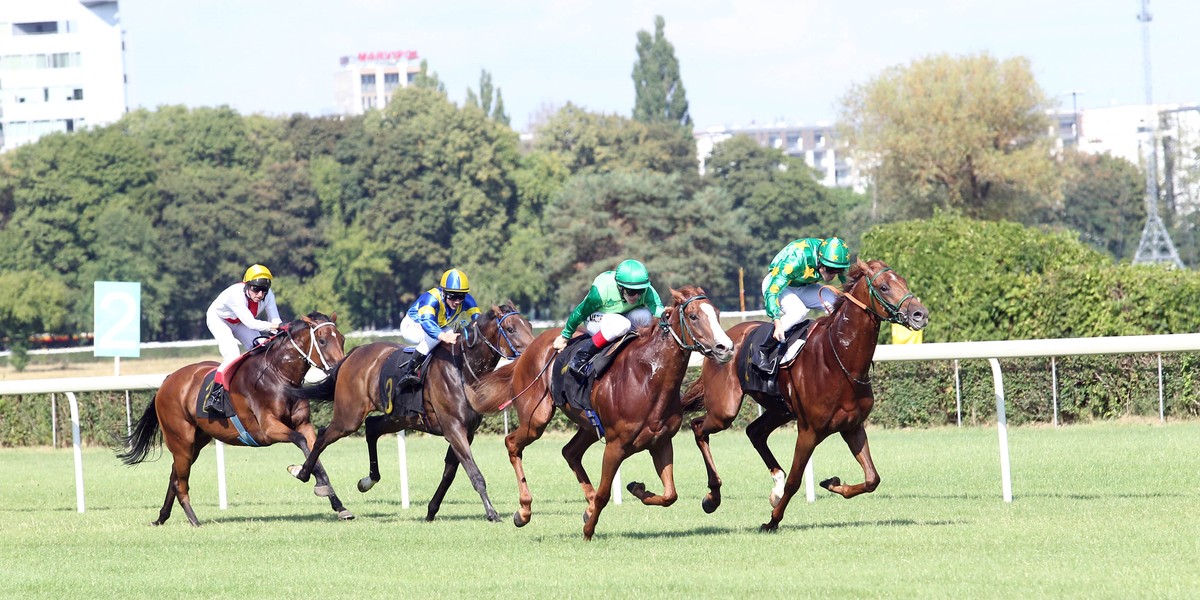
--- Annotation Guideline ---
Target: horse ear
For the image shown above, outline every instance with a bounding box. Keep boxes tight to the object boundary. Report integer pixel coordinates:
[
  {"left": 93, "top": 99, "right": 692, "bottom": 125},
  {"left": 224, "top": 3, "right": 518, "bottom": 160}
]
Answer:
[
  {"left": 330, "top": 311, "right": 338, "bottom": 323},
  {"left": 669, "top": 287, "right": 684, "bottom": 303},
  {"left": 301, "top": 315, "right": 316, "bottom": 327}
]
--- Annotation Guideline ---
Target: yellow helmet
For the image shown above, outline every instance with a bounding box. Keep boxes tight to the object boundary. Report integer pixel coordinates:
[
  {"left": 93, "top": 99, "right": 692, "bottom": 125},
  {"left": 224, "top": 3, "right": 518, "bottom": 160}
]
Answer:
[
  {"left": 243, "top": 264, "right": 273, "bottom": 289},
  {"left": 439, "top": 268, "right": 469, "bottom": 293}
]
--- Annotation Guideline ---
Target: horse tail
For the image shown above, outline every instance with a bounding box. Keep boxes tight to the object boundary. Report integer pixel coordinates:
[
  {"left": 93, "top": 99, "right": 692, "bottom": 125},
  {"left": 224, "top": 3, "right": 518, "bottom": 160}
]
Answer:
[
  {"left": 469, "top": 362, "right": 516, "bottom": 415},
  {"left": 680, "top": 377, "right": 706, "bottom": 413},
  {"left": 286, "top": 360, "right": 342, "bottom": 405},
  {"left": 116, "top": 396, "right": 161, "bottom": 466}
]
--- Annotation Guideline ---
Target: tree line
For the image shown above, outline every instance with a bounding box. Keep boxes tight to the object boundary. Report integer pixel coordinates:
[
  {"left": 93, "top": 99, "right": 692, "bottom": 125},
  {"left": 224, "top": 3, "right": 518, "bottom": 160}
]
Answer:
[{"left": 3, "top": 16, "right": 1196, "bottom": 367}]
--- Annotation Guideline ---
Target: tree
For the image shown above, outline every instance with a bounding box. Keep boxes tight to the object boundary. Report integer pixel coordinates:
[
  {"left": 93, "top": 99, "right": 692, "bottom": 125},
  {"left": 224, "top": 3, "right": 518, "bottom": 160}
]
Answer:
[
  {"left": 534, "top": 103, "right": 697, "bottom": 177},
  {"left": 0, "top": 270, "right": 70, "bottom": 371},
  {"left": 1046, "top": 150, "right": 1145, "bottom": 261},
  {"left": 631, "top": 15, "right": 691, "bottom": 129},
  {"left": 410, "top": 59, "right": 446, "bottom": 93},
  {"left": 839, "top": 52, "right": 1061, "bottom": 221}
]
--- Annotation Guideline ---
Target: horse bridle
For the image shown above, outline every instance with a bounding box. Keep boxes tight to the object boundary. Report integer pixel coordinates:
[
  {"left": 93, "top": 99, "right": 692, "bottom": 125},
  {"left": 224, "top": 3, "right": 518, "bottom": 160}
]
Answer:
[
  {"left": 821, "top": 266, "right": 916, "bottom": 386},
  {"left": 658, "top": 294, "right": 722, "bottom": 358},
  {"left": 283, "top": 321, "right": 339, "bottom": 373},
  {"left": 465, "top": 310, "right": 524, "bottom": 360}
]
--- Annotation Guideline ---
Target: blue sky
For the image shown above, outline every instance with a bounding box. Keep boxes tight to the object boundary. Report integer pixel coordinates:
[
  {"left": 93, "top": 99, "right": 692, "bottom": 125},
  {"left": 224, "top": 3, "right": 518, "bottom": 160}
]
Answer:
[{"left": 119, "top": 0, "right": 1200, "bottom": 132}]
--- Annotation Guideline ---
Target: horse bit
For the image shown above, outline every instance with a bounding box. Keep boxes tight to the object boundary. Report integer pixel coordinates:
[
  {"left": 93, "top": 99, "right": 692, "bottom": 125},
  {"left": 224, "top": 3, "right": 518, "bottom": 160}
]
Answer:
[{"left": 283, "top": 321, "right": 339, "bottom": 373}]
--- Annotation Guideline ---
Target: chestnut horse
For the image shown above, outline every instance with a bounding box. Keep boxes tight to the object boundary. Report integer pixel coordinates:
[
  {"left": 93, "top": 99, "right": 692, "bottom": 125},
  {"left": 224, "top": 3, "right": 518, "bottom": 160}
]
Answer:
[
  {"left": 477, "top": 286, "right": 735, "bottom": 540},
  {"left": 287, "top": 304, "right": 534, "bottom": 522},
  {"left": 680, "top": 259, "right": 928, "bottom": 531},
  {"left": 117, "top": 312, "right": 348, "bottom": 526}
]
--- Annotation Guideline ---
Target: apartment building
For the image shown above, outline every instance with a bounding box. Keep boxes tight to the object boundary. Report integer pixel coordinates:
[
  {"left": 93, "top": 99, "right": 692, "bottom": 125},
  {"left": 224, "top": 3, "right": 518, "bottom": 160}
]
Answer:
[{"left": 333, "top": 50, "right": 421, "bottom": 116}]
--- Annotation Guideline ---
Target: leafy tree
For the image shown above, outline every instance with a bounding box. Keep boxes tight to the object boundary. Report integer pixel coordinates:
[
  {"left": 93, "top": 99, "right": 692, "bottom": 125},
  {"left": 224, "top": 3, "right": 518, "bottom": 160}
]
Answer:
[
  {"left": 1040, "top": 150, "right": 1145, "bottom": 261},
  {"left": 705, "top": 135, "right": 870, "bottom": 276},
  {"left": 839, "top": 52, "right": 1061, "bottom": 221},
  {"left": 0, "top": 271, "right": 70, "bottom": 371},
  {"left": 534, "top": 103, "right": 697, "bottom": 177},
  {"left": 410, "top": 59, "right": 446, "bottom": 93},
  {"left": 543, "top": 171, "right": 749, "bottom": 312},
  {"left": 632, "top": 15, "right": 691, "bottom": 129}
]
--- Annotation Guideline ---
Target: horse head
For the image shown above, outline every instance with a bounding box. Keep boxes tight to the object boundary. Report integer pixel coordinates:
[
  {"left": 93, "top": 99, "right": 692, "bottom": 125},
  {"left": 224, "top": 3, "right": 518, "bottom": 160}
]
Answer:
[
  {"left": 840, "top": 259, "right": 928, "bottom": 331},
  {"left": 283, "top": 311, "right": 347, "bottom": 377},
  {"left": 467, "top": 302, "right": 535, "bottom": 361},
  {"left": 659, "top": 285, "right": 736, "bottom": 364}
]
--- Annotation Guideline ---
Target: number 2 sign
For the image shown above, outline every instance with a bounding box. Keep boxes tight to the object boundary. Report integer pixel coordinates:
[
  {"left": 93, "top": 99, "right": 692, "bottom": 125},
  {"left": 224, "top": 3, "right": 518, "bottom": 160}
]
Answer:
[{"left": 94, "top": 282, "right": 141, "bottom": 358}]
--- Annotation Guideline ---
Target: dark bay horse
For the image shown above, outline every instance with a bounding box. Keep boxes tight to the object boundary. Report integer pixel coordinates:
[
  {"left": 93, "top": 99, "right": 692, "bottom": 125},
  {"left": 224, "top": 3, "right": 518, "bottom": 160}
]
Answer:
[
  {"left": 680, "top": 259, "right": 928, "bottom": 531},
  {"left": 117, "top": 312, "right": 348, "bottom": 526},
  {"left": 287, "top": 304, "right": 534, "bottom": 522},
  {"left": 478, "top": 286, "right": 734, "bottom": 540}
]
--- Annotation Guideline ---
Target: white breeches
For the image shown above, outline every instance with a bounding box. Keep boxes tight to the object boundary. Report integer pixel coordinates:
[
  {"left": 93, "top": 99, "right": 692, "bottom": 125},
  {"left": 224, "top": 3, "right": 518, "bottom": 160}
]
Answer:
[
  {"left": 207, "top": 312, "right": 260, "bottom": 373},
  {"left": 400, "top": 316, "right": 447, "bottom": 355},
  {"left": 761, "top": 275, "right": 839, "bottom": 332},
  {"left": 584, "top": 308, "right": 653, "bottom": 343}
]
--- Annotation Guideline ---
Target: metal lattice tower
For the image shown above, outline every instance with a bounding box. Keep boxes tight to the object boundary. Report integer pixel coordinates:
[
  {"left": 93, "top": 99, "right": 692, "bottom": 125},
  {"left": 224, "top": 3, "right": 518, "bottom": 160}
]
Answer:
[{"left": 1132, "top": 0, "right": 1185, "bottom": 267}]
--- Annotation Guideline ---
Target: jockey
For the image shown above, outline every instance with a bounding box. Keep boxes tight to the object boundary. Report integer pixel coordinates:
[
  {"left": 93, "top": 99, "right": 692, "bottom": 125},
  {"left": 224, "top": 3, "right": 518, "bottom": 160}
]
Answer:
[
  {"left": 203, "top": 264, "right": 283, "bottom": 413},
  {"left": 553, "top": 259, "right": 666, "bottom": 376},
  {"left": 397, "top": 268, "right": 481, "bottom": 386},
  {"left": 762, "top": 236, "right": 851, "bottom": 362}
]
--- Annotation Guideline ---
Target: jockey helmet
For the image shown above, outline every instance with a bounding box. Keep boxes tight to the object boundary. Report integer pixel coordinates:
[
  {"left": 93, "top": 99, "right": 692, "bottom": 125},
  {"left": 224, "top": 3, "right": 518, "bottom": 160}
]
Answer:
[
  {"left": 243, "top": 264, "right": 273, "bottom": 290},
  {"left": 440, "top": 268, "right": 470, "bottom": 293},
  {"left": 614, "top": 259, "right": 651, "bottom": 290},
  {"left": 817, "top": 238, "right": 851, "bottom": 269}
]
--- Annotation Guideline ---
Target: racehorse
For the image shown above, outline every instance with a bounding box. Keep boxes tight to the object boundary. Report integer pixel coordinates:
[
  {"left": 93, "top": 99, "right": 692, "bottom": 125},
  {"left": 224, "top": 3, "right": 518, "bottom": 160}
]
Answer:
[
  {"left": 479, "top": 286, "right": 735, "bottom": 540},
  {"left": 680, "top": 259, "right": 928, "bottom": 531},
  {"left": 117, "top": 312, "right": 348, "bottom": 526},
  {"left": 287, "top": 304, "right": 534, "bottom": 522}
]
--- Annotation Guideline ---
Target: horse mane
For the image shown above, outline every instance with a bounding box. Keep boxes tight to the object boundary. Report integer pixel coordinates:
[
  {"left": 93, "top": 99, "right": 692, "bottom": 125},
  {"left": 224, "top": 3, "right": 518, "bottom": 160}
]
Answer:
[{"left": 829, "top": 259, "right": 874, "bottom": 314}]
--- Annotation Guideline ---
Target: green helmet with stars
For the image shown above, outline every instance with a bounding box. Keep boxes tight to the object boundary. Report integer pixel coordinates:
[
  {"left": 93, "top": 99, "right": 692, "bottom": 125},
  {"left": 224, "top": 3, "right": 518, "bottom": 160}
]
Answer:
[{"left": 817, "top": 237, "right": 851, "bottom": 269}]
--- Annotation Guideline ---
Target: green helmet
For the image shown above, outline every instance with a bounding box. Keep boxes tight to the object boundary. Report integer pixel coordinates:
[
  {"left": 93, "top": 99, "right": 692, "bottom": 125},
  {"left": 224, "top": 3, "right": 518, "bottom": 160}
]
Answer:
[
  {"left": 614, "top": 259, "right": 651, "bottom": 289},
  {"left": 817, "top": 237, "right": 851, "bottom": 269}
]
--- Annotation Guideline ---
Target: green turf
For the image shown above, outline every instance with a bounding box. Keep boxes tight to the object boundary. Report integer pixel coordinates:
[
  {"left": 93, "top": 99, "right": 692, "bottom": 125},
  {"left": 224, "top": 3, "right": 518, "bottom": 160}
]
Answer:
[{"left": 2, "top": 422, "right": 1198, "bottom": 599}]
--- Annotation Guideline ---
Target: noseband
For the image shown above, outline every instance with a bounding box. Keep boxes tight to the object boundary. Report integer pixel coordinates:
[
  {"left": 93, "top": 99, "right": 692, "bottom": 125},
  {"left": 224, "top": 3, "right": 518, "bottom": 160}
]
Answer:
[{"left": 658, "top": 295, "right": 721, "bottom": 358}]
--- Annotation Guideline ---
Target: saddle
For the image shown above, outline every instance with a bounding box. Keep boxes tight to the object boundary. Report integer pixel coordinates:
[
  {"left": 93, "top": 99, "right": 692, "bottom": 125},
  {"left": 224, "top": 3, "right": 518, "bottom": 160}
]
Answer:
[
  {"left": 736, "top": 320, "right": 814, "bottom": 398},
  {"left": 376, "top": 347, "right": 428, "bottom": 419},
  {"left": 194, "top": 348, "right": 257, "bottom": 420},
  {"left": 550, "top": 333, "right": 639, "bottom": 432}
]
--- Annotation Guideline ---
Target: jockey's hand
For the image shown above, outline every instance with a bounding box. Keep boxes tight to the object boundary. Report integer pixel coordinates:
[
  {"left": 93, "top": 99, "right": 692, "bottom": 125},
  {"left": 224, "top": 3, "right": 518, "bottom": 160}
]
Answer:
[
  {"left": 438, "top": 330, "right": 460, "bottom": 345},
  {"left": 772, "top": 319, "right": 786, "bottom": 342},
  {"left": 552, "top": 336, "right": 568, "bottom": 351}
]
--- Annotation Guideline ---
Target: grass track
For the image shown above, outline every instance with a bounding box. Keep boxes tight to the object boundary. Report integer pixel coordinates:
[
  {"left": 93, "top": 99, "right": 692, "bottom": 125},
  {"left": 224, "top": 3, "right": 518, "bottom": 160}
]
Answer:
[{"left": 2, "top": 422, "right": 1198, "bottom": 599}]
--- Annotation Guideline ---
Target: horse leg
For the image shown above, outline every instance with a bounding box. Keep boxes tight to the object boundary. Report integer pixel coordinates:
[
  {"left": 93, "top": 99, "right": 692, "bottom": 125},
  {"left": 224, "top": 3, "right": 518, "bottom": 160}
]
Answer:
[
  {"left": 561, "top": 426, "right": 601, "bottom": 505},
  {"left": 746, "top": 409, "right": 795, "bottom": 507},
  {"left": 582, "top": 441, "right": 630, "bottom": 541},
  {"left": 761, "top": 427, "right": 817, "bottom": 532},
  {"left": 359, "top": 415, "right": 403, "bottom": 493},
  {"left": 290, "top": 398, "right": 369, "bottom": 483},
  {"left": 282, "top": 427, "right": 354, "bottom": 521},
  {"left": 170, "top": 445, "right": 203, "bottom": 527},
  {"left": 819, "top": 424, "right": 881, "bottom": 498},
  {"left": 505, "top": 401, "right": 554, "bottom": 528},
  {"left": 689, "top": 396, "right": 741, "bottom": 514},
  {"left": 626, "top": 438, "right": 678, "bottom": 508},
  {"left": 438, "top": 421, "right": 500, "bottom": 523},
  {"left": 425, "top": 445, "right": 461, "bottom": 521},
  {"left": 153, "top": 472, "right": 179, "bottom": 526}
]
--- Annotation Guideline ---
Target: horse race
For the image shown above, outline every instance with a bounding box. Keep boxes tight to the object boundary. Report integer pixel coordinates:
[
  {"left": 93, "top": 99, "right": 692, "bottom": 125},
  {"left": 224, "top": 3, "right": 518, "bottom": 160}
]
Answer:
[{"left": 3, "top": 3, "right": 1199, "bottom": 599}]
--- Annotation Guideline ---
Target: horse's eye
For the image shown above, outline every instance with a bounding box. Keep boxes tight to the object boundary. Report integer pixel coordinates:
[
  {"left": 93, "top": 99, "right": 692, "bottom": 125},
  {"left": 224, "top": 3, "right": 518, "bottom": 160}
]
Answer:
[
  {"left": 879, "top": 285, "right": 890, "bottom": 293},
  {"left": 689, "top": 312, "right": 698, "bottom": 321}
]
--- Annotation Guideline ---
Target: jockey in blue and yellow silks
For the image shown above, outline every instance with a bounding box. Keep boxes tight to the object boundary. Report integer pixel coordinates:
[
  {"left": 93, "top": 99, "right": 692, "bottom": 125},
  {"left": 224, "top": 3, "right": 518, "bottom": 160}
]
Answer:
[{"left": 397, "top": 268, "right": 481, "bottom": 385}]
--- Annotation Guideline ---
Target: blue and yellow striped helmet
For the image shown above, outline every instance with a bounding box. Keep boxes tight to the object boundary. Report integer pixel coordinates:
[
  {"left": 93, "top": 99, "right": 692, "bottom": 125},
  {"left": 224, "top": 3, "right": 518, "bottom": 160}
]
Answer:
[{"left": 439, "top": 269, "right": 470, "bottom": 293}]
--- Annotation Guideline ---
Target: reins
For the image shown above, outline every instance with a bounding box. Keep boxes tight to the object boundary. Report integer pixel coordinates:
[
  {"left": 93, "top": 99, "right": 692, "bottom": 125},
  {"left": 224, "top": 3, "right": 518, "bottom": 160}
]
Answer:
[
  {"left": 818, "top": 266, "right": 915, "bottom": 387},
  {"left": 462, "top": 310, "right": 524, "bottom": 383},
  {"left": 658, "top": 294, "right": 719, "bottom": 357}
]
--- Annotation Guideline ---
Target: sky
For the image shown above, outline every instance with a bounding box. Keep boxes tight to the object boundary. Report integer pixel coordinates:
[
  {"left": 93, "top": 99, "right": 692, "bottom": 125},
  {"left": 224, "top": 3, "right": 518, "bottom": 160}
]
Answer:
[{"left": 117, "top": 0, "right": 1200, "bottom": 132}]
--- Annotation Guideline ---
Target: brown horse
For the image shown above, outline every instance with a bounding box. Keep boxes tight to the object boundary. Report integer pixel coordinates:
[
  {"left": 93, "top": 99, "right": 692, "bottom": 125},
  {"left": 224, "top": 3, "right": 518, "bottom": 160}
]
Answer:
[
  {"left": 680, "top": 259, "right": 928, "bottom": 531},
  {"left": 477, "top": 286, "right": 734, "bottom": 540},
  {"left": 117, "top": 312, "right": 348, "bottom": 526},
  {"left": 287, "top": 304, "right": 534, "bottom": 522}
]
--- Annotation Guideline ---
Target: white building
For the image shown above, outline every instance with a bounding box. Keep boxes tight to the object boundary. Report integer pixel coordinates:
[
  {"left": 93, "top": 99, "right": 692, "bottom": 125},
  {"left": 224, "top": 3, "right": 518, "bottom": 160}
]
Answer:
[
  {"left": 333, "top": 50, "right": 421, "bottom": 116},
  {"left": 0, "top": 0, "right": 127, "bottom": 152},
  {"left": 694, "top": 121, "right": 867, "bottom": 192}
]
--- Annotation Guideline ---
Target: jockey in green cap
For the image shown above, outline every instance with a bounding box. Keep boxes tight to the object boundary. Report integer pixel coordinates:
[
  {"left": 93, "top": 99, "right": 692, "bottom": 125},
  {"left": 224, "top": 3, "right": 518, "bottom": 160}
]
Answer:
[{"left": 553, "top": 259, "right": 666, "bottom": 376}]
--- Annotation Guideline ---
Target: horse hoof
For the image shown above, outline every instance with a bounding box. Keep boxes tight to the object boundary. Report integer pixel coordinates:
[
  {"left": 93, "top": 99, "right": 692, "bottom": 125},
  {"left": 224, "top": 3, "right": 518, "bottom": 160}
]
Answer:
[
  {"left": 287, "top": 464, "right": 301, "bottom": 478},
  {"left": 486, "top": 512, "right": 502, "bottom": 523},
  {"left": 513, "top": 512, "right": 528, "bottom": 528},
  {"left": 337, "top": 510, "right": 355, "bottom": 521},
  {"left": 759, "top": 522, "right": 779, "bottom": 533},
  {"left": 819, "top": 477, "right": 841, "bottom": 491},
  {"left": 357, "top": 477, "right": 376, "bottom": 493},
  {"left": 314, "top": 484, "right": 333, "bottom": 497},
  {"left": 701, "top": 496, "right": 720, "bottom": 514}
]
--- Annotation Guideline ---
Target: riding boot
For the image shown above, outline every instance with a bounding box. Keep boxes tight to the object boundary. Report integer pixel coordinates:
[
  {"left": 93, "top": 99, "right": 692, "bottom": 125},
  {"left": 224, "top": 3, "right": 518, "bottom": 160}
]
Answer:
[
  {"left": 568, "top": 339, "right": 599, "bottom": 377},
  {"left": 398, "top": 351, "right": 427, "bottom": 387},
  {"left": 203, "top": 382, "right": 227, "bottom": 413}
]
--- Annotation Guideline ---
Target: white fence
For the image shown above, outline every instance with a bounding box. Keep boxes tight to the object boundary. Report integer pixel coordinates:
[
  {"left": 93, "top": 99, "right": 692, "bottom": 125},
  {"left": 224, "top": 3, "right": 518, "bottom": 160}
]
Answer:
[{"left": 3, "top": 331, "right": 1199, "bottom": 513}]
